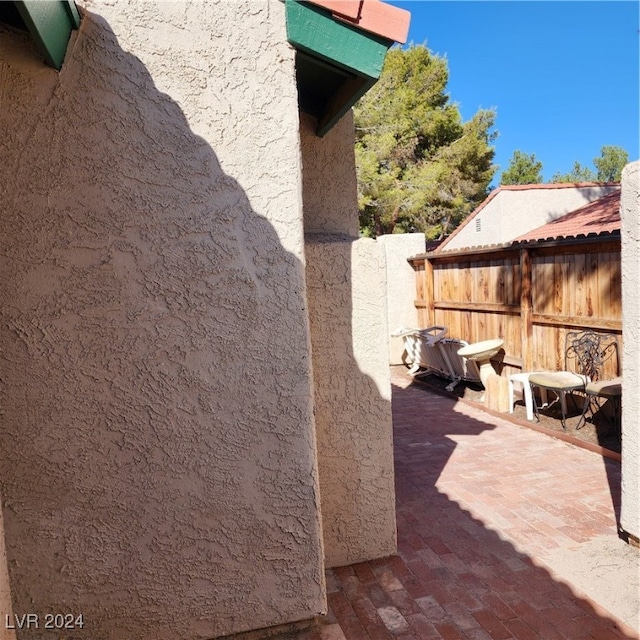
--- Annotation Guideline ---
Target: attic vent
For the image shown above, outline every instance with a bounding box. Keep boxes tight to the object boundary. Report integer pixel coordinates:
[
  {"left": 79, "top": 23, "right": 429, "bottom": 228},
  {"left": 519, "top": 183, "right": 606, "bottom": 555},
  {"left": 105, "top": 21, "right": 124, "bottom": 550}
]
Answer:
[{"left": 475, "top": 218, "right": 481, "bottom": 232}]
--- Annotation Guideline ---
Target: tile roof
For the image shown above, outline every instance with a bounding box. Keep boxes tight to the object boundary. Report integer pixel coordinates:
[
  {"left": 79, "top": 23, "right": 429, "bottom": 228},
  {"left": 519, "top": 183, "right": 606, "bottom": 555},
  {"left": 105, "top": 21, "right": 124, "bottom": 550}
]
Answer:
[
  {"left": 513, "top": 190, "right": 621, "bottom": 243},
  {"left": 437, "top": 182, "right": 620, "bottom": 251},
  {"left": 306, "top": 0, "right": 411, "bottom": 43}
]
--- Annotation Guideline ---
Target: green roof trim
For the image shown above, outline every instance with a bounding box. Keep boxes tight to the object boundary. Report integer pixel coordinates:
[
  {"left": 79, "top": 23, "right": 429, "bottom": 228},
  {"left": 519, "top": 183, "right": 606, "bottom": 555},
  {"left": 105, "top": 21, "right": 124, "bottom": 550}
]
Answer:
[
  {"left": 15, "top": 1, "right": 80, "bottom": 70},
  {"left": 285, "top": 0, "right": 392, "bottom": 136},
  {"left": 286, "top": 0, "right": 391, "bottom": 80}
]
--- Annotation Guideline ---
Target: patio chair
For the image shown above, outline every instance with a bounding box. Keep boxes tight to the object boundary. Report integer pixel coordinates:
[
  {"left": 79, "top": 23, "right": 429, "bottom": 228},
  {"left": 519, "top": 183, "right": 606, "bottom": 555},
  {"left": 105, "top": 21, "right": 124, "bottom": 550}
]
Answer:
[
  {"left": 578, "top": 375, "right": 622, "bottom": 433},
  {"left": 528, "top": 330, "right": 620, "bottom": 430},
  {"left": 392, "top": 325, "right": 481, "bottom": 390}
]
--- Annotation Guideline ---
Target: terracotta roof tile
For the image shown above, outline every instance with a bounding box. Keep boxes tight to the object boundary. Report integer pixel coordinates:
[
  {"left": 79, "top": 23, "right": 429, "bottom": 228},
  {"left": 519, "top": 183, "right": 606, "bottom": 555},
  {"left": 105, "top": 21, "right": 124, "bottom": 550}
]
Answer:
[
  {"left": 437, "top": 182, "right": 620, "bottom": 251},
  {"left": 307, "top": 0, "right": 411, "bottom": 43},
  {"left": 513, "top": 190, "right": 621, "bottom": 243}
]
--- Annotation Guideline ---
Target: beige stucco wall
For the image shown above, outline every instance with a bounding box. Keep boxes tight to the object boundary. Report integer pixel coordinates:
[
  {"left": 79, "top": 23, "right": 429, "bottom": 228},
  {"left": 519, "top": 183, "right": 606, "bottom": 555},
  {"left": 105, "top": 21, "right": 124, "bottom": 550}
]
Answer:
[
  {"left": 301, "top": 113, "right": 359, "bottom": 237},
  {"left": 301, "top": 114, "right": 396, "bottom": 568},
  {"left": 378, "top": 233, "right": 426, "bottom": 364},
  {"left": 444, "top": 184, "right": 620, "bottom": 250},
  {"left": 0, "top": 3, "right": 325, "bottom": 639},
  {"left": 0, "top": 506, "right": 15, "bottom": 640},
  {"left": 620, "top": 160, "right": 640, "bottom": 542},
  {"left": 305, "top": 237, "right": 396, "bottom": 567}
]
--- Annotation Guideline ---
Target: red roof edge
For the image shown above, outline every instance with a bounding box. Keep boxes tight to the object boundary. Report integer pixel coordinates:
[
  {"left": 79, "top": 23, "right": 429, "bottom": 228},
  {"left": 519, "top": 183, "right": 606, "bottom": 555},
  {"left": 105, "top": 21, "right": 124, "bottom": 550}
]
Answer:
[
  {"left": 306, "top": 0, "right": 411, "bottom": 44},
  {"left": 497, "top": 182, "right": 620, "bottom": 191},
  {"left": 306, "top": 0, "right": 362, "bottom": 19}
]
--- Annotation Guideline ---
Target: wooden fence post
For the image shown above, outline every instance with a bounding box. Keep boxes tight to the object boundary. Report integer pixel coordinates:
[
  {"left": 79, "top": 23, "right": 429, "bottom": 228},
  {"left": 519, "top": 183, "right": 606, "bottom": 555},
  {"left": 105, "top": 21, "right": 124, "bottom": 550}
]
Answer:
[
  {"left": 424, "top": 257, "right": 435, "bottom": 327},
  {"left": 520, "top": 248, "right": 533, "bottom": 370}
]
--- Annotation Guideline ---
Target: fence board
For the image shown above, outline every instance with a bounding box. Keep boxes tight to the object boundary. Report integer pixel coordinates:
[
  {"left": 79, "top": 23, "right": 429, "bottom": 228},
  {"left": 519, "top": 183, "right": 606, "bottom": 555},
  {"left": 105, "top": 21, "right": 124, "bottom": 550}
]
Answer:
[
  {"left": 574, "top": 253, "right": 586, "bottom": 317},
  {"left": 534, "top": 256, "right": 554, "bottom": 314},
  {"left": 463, "top": 263, "right": 472, "bottom": 302}
]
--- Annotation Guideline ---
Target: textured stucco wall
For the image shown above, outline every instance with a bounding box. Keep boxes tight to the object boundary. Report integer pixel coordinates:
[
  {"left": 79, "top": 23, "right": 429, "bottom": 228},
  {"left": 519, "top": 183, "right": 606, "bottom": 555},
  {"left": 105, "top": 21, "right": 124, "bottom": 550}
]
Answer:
[
  {"left": 301, "top": 112, "right": 359, "bottom": 237},
  {"left": 444, "top": 185, "right": 620, "bottom": 250},
  {"left": 377, "top": 234, "right": 426, "bottom": 364},
  {"left": 620, "top": 161, "right": 640, "bottom": 541},
  {"left": 0, "top": 506, "right": 15, "bottom": 640},
  {"left": 0, "top": 3, "right": 325, "bottom": 638},
  {"left": 300, "top": 115, "right": 396, "bottom": 568},
  {"left": 305, "top": 237, "right": 396, "bottom": 567}
]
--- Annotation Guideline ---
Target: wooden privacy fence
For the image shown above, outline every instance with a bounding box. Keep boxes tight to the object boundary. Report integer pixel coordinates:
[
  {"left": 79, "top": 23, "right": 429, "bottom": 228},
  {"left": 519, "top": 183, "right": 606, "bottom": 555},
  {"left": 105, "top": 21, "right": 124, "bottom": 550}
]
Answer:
[{"left": 409, "top": 236, "right": 622, "bottom": 379}]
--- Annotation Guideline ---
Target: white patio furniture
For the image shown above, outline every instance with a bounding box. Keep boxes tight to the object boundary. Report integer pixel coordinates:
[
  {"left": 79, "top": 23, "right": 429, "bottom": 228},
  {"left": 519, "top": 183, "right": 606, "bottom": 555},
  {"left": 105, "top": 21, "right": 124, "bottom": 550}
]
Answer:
[
  {"left": 508, "top": 372, "right": 548, "bottom": 421},
  {"left": 392, "top": 326, "right": 481, "bottom": 391}
]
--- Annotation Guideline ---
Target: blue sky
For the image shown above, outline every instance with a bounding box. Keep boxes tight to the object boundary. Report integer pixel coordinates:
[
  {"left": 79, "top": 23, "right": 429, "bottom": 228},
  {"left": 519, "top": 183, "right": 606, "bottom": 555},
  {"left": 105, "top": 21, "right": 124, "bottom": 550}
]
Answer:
[{"left": 387, "top": 1, "right": 639, "bottom": 184}]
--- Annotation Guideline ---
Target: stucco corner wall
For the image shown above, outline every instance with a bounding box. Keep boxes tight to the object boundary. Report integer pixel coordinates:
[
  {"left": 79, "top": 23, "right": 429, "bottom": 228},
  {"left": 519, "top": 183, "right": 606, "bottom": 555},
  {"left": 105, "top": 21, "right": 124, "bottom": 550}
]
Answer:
[
  {"left": 620, "top": 160, "right": 640, "bottom": 541},
  {"left": 300, "top": 107, "right": 395, "bottom": 568},
  {"left": 306, "top": 235, "right": 396, "bottom": 568},
  {"left": 0, "top": 2, "right": 325, "bottom": 638},
  {"left": 300, "top": 111, "right": 359, "bottom": 237},
  {"left": 377, "top": 233, "right": 426, "bottom": 364}
]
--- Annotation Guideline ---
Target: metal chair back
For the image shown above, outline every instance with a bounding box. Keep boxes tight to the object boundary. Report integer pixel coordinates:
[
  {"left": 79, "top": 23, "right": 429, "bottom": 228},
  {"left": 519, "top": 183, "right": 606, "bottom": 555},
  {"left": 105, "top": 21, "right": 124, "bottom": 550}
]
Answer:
[{"left": 564, "top": 330, "right": 619, "bottom": 383}]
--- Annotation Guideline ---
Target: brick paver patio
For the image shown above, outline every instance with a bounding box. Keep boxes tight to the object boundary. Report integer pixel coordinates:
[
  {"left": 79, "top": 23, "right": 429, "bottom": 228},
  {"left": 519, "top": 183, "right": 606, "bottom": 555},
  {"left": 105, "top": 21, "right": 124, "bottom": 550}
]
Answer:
[{"left": 312, "top": 368, "right": 639, "bottom": 640}]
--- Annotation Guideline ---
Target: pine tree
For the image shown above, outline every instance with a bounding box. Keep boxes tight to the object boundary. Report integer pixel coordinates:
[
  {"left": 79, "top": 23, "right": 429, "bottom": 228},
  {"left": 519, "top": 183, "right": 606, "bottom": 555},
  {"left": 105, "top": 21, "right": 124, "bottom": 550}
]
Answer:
[
  {"left": 501, "top": 151, "right": 543, "bottom": 185},
  {"left": 354, "top": 45, "right": 497, "bottom": 238}
]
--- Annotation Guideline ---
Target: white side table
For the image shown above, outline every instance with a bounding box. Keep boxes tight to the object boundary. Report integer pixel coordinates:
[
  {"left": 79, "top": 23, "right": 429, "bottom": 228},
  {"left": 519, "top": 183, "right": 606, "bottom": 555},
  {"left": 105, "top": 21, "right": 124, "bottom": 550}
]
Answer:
[{"left": 508, "top": 372, "right": 547, "bottom": 421}]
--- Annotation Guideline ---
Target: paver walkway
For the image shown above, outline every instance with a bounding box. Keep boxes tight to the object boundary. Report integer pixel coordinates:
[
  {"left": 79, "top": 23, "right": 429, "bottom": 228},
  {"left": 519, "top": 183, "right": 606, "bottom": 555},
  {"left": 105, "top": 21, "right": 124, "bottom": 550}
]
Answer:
[{"left": 314, "top": 368, "right": 639, "bottom": 640}]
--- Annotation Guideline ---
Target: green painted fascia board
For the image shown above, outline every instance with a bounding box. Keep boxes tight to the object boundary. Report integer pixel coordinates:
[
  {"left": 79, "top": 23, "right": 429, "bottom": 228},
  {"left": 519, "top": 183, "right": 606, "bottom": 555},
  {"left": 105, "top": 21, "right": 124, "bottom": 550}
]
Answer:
[
  {"left": 286, "top": 0, "right": 391, "bottom": 80},
  {"left": 15, "top": 1, "right": 80, "bottom": 70}
]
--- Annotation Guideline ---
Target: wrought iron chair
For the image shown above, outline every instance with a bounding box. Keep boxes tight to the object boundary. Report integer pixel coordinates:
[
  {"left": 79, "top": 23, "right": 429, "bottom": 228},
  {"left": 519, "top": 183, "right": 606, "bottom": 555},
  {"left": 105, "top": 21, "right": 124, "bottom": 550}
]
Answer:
[
  {"left": 579, "top": 375, "right": 622, "bottom": 433},
  {"left": 528, "top": 331, "right": 621, "bottom": 430}
]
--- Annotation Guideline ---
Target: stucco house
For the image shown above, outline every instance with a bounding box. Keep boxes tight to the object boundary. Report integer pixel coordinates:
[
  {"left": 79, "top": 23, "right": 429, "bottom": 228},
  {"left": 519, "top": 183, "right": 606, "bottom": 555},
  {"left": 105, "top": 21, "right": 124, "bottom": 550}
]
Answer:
[
  {"left": 439, "top": 182, "right": 620, "bottom": 252},
  {"left": 0, "top": 1, "right": 410, "bottom": 639}
]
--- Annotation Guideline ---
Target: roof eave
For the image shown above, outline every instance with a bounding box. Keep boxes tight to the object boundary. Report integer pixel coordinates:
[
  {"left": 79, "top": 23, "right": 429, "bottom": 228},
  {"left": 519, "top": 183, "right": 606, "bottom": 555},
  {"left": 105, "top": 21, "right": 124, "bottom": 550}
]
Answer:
[
  {"left": 286, "top": 0, "right": 410, "bottom": 137},
  {"left": 409, "top": 230, "right": 621, "bottom": 263}
]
